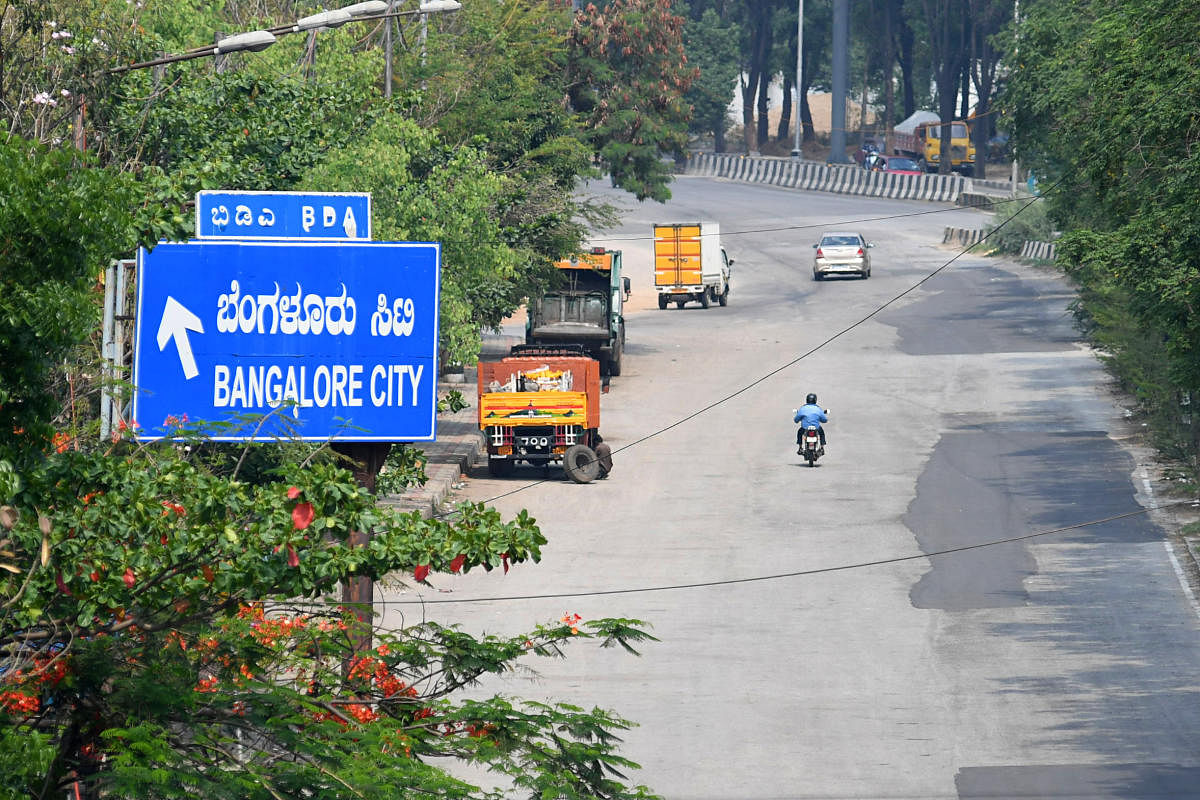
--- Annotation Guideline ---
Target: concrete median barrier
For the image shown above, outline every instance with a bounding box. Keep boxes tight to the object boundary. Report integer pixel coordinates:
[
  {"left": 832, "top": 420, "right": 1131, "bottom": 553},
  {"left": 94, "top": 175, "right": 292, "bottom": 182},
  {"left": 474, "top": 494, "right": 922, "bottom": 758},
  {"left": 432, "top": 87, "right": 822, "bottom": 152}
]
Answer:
[
  {"left": 1020, "top": 240, "right": 1058, "bottom": 261},
  {"left": 942, "top": 226, "right": 986, "bottom": 247},
  {"left": 684, "top": 152, "right": 967, "bottom": 203}
]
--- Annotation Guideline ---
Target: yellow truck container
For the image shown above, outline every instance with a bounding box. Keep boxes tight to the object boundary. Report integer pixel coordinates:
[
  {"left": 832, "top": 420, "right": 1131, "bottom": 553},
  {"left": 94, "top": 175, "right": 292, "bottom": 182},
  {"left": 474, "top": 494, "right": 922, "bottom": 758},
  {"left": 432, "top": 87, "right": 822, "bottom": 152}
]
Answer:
[{"left": 653, "top": 222, "right": 732, "bottom": 310}]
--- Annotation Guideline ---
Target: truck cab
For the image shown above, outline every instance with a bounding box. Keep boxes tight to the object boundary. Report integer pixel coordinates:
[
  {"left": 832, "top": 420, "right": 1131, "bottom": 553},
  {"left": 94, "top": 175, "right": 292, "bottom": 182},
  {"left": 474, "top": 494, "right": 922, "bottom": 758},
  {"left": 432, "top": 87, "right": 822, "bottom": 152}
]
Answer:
[{"left": 526, "top": 249, "right": 629, "bottom": 377}]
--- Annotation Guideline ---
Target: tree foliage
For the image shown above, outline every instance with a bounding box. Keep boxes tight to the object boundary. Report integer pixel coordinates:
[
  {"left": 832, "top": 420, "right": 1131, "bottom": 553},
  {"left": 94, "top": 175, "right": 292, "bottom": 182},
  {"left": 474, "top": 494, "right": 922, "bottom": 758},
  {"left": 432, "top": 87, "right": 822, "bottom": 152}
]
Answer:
[
  {"left": 0, "top": 437, "right": 662, "bottom": 799},
  {"left": 568, "top": 0, "right": 696, "bottom": 201},
  {"left": 1001, "top": 0, "right": 1200, "bottom": 467},
  {"left": 0, "top": 0, "right": 686, "bottom": 795},
  {"left": 684, "top": 9, "right": 741, "bottom": 149}
]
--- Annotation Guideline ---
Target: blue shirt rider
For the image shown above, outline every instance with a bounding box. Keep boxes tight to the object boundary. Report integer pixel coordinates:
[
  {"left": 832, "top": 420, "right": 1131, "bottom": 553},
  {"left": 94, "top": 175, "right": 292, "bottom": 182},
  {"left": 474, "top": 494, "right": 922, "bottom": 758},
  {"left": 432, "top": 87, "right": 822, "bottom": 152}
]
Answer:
[{"left": 794, "top": 393, "right": 827, "bottom": 452}]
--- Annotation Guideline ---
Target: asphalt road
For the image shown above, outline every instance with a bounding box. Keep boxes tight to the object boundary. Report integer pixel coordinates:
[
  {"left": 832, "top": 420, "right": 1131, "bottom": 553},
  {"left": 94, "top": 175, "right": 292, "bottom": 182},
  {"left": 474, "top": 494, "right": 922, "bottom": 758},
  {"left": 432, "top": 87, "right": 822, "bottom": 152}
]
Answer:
[{"left": 383, "top": 176, "right": 1200, "bottom": 799}]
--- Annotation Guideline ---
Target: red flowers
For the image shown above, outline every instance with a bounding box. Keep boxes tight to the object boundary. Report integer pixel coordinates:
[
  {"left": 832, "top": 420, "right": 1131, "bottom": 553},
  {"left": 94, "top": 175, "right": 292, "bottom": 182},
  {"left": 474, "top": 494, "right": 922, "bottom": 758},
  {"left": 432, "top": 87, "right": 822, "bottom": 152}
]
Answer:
[
  {"left": 287, "top": 486, "right": 314, "bottom": 531},
  {"left": 161, "top": 501, "right": 186, "bottom": 517},
  {"left": 123, "top": 567, "right": 136, "bottom": 588},
  {"left": 291, "top": 502, "right": 314, "bottom": 531},
  {"left": 560, "top": 613, "right": 582, "bottom": 635},
  {"left": 0, "top": 690, "right": 39, "bottom": 714},
  {"left": 449, "top": 554, "right": 465, "bottom": 574},
  {"left": 413, "top": 564, "right": 430, "bottom": 582},
  {"left": 286, "top": 545, "right": 300, "bottom": 568}
]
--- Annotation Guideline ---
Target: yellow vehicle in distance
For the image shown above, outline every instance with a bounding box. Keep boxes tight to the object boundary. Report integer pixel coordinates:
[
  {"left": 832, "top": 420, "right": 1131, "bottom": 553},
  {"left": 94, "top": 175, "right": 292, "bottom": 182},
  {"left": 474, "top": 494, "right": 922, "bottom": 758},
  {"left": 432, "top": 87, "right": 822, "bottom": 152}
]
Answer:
[{"left": 892, "top": 112, "right": 976, "bottom": 176}]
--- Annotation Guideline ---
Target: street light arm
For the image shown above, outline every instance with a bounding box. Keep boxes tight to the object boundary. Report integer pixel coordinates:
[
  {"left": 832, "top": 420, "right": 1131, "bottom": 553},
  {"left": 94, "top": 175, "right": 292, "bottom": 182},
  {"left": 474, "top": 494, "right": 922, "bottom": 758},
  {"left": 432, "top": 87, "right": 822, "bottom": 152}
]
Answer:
[{"left": 105, "top": 0, "right": 459, "bottom": 75}]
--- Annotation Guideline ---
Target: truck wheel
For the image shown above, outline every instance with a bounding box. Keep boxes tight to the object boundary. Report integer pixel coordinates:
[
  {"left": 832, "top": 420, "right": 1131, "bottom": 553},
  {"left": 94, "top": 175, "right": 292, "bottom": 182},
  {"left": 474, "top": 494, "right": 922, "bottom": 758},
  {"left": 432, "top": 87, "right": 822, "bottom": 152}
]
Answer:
[
  {"left": 487, "top": 458, "right": 515, "bottom": 478},
  {"left": 608, "top": 345, "right": 622, "bottom": 377},
  {"left": 657, "top": 294, "right": 668, "bottom": 310},
  {"left": 699, "top": 290, "right": 711, "bottom": 309},
  {"left": 718, "top": 285, "right": 729, "bottom": 306},
  {"left": 563, "top": 445, "right": 600, "bottom": 484}
]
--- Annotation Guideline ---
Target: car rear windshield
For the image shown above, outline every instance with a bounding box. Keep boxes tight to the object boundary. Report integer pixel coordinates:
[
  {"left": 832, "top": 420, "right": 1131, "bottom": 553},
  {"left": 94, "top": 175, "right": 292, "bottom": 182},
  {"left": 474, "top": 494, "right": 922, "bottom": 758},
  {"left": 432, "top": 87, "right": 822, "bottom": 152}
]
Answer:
[{"left": 821, "top": 235, "right": 861, "bottom": 247}]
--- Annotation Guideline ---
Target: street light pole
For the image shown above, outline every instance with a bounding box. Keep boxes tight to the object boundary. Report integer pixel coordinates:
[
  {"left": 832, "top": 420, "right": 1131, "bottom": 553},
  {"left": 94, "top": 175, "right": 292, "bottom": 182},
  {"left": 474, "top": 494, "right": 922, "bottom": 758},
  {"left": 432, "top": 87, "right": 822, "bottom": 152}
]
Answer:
[
  {"left": 384, "top": 0, "right": 396, "bottom": 98},
  {"left": 791, "top": 0, "right": 804, "bottom": 159}
]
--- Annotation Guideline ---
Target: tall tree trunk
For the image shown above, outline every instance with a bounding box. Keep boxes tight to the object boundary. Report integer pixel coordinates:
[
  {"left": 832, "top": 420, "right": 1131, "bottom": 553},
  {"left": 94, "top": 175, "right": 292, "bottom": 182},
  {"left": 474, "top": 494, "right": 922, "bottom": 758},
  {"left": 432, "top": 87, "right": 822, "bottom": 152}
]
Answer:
[
  {"left": 896, "top": 6, "right": 915, "bottom": 120},
  {"left": 778, "top": 73, "right": 793, "bottom": 142},
  {"left": 883, "top": 0, "right": 896, "bottom": 128},
  {"left": 925, "top": 0, "right": 965, "bottom": 174},
  {"left": 859, "top": 51, "right": 870, "bottom": 144},
  {"left": 756, "top": 67, "right": 770, "bottom": 149},
  {"left": 959, "top": 64, "right": 969, "bottom": 118},
  {"left": 740, "top": 71, "right": 758, "bottom": 153},
  {"left": 755, "top": 18, "right": 773, "bottom": 150},
  {"left": 740, "top": 0, "right": 770, "bottom": 153},
  {"left": 970, "top": 13, "right": 998, "bottom": 179}
]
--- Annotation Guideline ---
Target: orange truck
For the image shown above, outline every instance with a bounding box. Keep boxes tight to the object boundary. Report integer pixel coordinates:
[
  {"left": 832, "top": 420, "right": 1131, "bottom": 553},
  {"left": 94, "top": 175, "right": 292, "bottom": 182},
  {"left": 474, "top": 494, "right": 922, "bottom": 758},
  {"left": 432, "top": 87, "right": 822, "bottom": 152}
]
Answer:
[
  {"left": 477, "top": 346, "right": 607, "bottom": 483},
  {"left": 654, "top": 222, "right": 732, "bottom": 309}
]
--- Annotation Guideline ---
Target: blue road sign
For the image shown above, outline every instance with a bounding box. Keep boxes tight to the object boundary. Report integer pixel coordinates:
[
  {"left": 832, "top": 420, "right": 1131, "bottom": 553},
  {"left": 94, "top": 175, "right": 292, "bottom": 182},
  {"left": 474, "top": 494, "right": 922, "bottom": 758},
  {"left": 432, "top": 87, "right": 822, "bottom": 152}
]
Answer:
[
  {"left": 133, "top": 240, "right": 440, "bottom": 442},
  {"left": 196, "top": 190, "right": 371, "bottom": 240}
]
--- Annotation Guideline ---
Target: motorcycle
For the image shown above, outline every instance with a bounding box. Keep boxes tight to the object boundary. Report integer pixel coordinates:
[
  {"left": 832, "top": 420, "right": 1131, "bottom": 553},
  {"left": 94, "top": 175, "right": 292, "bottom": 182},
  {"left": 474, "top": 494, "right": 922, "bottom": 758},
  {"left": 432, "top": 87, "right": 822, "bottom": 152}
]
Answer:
[
  {"left": 799, "top": 425, "right": 824, "bottom": 466},
  {"left": 793, "top": 407, "right": 828, "bottom": 467}
]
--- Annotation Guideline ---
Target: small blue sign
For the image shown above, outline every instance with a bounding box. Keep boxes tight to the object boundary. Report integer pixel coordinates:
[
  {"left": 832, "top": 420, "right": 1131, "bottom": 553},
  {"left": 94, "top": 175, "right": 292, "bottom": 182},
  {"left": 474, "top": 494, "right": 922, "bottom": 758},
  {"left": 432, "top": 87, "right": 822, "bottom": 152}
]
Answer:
[
  {"left": 132, "top": 240, "right": 439, "bottom": 442},
  {"left": 196, "top": 190, "right": 371, "bottom": 240}
]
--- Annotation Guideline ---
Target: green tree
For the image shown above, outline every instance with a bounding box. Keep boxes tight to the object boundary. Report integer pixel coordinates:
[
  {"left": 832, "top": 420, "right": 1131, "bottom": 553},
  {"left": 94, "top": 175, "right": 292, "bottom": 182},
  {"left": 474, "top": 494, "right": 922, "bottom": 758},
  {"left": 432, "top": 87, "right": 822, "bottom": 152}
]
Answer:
[
  {"left": 568, "top": 0, "right": 697, "bottom": 201},
  {"left": 1001, "top": 0, "right": 1200, "bottom": 468},
  {"left": 0, "top": 139, "right": 164, "bottom": 474},
  {"left": 684, "top": 9, "right": 741, "bottom": 151},
  {"left": 0, "top": 136, "right": 660, "bottom": 799},
  {"left": 304, "top": 116, "right": 532, "bottom": 365}
]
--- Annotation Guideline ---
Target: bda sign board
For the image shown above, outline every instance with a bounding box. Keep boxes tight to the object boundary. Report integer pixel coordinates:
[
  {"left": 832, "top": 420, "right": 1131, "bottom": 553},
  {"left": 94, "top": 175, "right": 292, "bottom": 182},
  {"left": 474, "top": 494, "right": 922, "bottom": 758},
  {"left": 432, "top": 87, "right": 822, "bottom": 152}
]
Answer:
[
  {"left": 132, "top": 240, "right": 440, "bottom": 442},
  {"left": 195, "top": 190, "right": 371, "bottom": 240}
]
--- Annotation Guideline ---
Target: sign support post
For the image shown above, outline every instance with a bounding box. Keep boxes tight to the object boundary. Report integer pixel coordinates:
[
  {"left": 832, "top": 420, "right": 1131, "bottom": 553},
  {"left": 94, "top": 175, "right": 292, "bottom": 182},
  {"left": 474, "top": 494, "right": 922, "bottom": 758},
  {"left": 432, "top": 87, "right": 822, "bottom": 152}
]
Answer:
[{"left": 331, "top": 441, "right": 392, "bottom": 656}]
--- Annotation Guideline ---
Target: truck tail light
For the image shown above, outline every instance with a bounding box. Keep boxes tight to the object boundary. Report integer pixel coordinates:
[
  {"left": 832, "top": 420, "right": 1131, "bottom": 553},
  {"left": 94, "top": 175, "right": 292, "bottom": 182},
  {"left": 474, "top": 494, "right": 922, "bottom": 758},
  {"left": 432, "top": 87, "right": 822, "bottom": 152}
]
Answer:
[{"left": 489, "top": 426, "right": 513, "bottom": 446}]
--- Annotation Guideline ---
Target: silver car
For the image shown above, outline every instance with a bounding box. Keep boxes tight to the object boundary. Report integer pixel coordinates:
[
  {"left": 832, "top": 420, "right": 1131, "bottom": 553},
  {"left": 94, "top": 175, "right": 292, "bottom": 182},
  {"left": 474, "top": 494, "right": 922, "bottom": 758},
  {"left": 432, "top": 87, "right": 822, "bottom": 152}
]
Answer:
[{"left": 813, "top": 232, "right": 873, "bottom": 280}]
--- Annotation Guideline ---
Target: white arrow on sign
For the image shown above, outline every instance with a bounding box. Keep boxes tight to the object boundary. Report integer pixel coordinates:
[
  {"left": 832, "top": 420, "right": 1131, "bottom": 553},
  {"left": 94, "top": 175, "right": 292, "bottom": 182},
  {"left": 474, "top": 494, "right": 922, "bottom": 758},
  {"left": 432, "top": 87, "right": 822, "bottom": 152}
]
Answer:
[{"left": 156, "top": 296, "right": 204, "bottom": 380}]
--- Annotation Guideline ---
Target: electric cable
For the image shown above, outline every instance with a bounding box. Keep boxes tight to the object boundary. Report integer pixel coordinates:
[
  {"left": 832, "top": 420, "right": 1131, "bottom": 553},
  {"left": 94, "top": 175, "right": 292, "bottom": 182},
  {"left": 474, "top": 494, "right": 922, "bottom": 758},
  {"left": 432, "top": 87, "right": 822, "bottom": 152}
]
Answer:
[
  {"left": 329, "top": 500, "right": 1192, "bottom": 606},
  {"left": 436, "top": 182, "right": 1053, "bottom": 514},
  {"left": 374, "top": 71, "right": 1200, "bottom": 605}
]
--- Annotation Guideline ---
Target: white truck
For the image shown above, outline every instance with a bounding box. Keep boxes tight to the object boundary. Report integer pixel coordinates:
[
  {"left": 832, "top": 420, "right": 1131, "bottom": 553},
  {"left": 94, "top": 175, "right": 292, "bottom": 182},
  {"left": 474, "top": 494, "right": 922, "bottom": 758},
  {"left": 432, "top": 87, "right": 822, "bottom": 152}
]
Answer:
[{"left": 653, "top": 222, "right": 732, "bottom": 309}]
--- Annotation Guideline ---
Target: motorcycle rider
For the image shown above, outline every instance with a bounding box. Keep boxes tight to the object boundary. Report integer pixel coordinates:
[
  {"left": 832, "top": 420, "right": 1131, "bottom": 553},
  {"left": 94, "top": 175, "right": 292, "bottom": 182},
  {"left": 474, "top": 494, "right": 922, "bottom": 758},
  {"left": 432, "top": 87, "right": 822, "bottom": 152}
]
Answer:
[{"left": 793, "top": 393, "right": 828, "bottom": 454}]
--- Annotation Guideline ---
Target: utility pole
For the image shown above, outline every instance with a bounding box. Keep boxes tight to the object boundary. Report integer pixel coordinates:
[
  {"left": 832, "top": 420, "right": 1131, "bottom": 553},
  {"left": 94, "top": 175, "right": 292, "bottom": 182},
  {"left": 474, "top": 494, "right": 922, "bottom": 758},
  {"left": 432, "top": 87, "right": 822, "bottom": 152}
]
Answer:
[
  {"left": 829, "top": 0, "right": 850, "bottom": 162},
  {"left": 384, "top": 0, "right": 395, "bottom": 98},
  {"left": 791, "top": 0, "right": 804, "bottom": 159}
]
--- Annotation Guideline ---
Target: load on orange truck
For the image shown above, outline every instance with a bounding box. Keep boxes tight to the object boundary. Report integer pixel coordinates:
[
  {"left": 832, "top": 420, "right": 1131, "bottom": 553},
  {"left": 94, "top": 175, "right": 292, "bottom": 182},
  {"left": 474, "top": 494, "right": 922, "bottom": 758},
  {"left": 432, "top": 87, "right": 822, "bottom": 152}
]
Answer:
[{"left": 477, "top": 345, "right": 608, "bottom": 483}]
